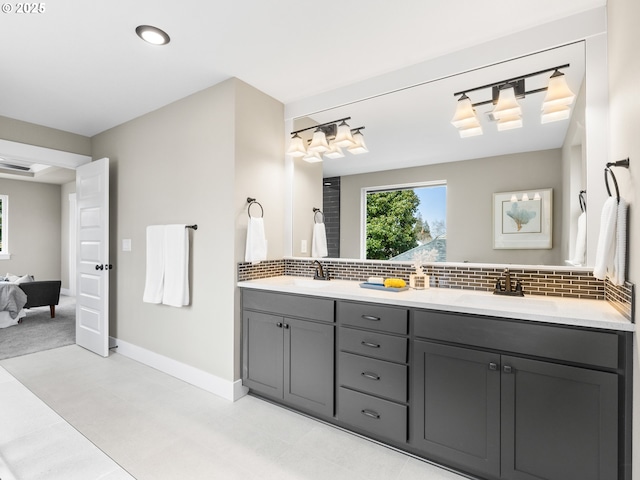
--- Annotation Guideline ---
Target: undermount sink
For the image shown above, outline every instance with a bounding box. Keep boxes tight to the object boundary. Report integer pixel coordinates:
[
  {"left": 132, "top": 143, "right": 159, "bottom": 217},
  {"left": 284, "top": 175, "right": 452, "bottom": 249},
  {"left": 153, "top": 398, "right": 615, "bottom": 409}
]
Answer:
[
  {"left": 458, "top": 294, "right": 558, "bottom": 311},
  {"left": 289, "top": 278, "right": 332, "bottom": 289}
]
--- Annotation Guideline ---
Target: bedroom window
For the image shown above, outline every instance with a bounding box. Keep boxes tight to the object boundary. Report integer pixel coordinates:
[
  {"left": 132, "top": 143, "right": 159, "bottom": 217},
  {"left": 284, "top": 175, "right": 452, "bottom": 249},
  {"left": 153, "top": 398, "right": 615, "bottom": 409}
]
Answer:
[{"left": 0, "top": 195, "right": 9, "bottom": 260}]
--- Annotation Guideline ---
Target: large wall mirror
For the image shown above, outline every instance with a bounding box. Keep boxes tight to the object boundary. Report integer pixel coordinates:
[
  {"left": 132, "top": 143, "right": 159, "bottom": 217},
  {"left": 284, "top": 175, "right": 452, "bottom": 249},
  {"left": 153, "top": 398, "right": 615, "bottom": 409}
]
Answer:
[{"left": 288, "top": 34, "right": 608, "bottom": 268}]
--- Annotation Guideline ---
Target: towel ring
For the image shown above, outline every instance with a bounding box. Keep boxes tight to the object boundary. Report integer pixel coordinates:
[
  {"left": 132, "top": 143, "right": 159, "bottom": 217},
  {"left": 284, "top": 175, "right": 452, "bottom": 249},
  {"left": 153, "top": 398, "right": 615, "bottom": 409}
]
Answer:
[
  {"left": 578, "top": 190, "right": 586, "bottom": 213},
  {"left": 604, "top": 167, "right": 620, "bottom": 202},
  {"left": 604, "top": 158, "right": 629, "bottom": 204},
  {"left": 246, "top": 197, "right": 264, "bottom": 218},
  {"left": 313, "top": 208, "right": 325, "bottom": 224}
]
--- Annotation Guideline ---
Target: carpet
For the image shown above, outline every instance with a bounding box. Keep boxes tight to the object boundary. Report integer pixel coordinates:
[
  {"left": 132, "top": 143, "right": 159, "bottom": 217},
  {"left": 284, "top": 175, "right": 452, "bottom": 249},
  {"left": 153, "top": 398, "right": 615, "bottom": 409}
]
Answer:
[{"left": 0, "top": 296, "right": 75, "bottom": 360}]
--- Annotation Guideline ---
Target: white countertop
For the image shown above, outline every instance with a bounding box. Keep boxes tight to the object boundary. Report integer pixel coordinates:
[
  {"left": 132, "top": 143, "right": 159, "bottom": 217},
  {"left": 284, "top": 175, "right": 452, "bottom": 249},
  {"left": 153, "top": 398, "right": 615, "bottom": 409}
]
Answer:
[{"left": 238, "top": 276, "right": 634, "bottom": 332}]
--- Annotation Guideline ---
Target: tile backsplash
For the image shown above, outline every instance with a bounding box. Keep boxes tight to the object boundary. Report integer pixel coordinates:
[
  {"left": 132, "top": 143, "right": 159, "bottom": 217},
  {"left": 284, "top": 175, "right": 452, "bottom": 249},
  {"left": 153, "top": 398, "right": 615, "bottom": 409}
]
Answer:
[{"left": 237, "top": 258, "right": 634, "bottom": 322}]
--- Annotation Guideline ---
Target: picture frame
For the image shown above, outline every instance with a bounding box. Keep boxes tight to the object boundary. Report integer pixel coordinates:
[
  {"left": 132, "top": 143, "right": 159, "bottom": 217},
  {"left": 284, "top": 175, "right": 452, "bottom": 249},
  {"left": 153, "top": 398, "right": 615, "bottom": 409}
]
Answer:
[{"left": 493, "top": 188, "right": 552, "bottom": 249}]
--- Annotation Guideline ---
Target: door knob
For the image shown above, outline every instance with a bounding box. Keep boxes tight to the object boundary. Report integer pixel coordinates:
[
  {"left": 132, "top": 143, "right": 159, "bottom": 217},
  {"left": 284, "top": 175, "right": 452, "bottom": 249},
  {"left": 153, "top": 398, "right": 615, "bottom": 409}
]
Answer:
[{"left": 95, "top": 264, "right": 104, "bottom": 270}]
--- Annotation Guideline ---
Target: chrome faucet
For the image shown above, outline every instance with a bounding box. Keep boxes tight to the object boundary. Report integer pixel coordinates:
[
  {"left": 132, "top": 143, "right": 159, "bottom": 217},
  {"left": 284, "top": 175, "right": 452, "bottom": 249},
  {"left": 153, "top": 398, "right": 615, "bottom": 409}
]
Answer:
[{"left": 313, "top": 260, "right": 330, "bottom": 280}]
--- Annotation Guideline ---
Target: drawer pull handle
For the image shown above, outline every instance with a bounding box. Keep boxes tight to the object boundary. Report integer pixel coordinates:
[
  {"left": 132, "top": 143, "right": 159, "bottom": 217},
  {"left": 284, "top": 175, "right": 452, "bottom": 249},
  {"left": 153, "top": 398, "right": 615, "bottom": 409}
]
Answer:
[
  {"left": 361, "top": 315, "right": 381, "bottom": 321},
  {"left": 276, "top": 322, "right": 283, "bottom": 328},
  {"left": 503, "top": 365, "right": 513, "bottom": 374},
  {"left": 488, "top": 362, "right": 498, "bottom": 371},
  {"left": 361, "top": 409, "right": 380, "bottom": 419},
  {"left": 361, "top": 341, "right": 381, "bottom": 349},
  {"left": 361, "top": 371, "right": 380, "bottom": 381}
]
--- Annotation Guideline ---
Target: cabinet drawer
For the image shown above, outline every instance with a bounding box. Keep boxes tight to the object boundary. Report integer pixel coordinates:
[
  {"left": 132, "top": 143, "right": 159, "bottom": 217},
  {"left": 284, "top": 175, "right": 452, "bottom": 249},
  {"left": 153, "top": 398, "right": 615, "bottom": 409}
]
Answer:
[
  {"left": 338, "top": 301, "right": 408, "bottom": 334},
  {"left": 338, "top": 352, "right": 407, "bottom": 402},
  {"left": 337, "top": 387, "right": 407, "bottom": 444},
  {"left": 339, "top": 327, "right": 408, "bottom": 363},
  {"left": 243, "top": 289, "right": 334, "bottom": 323},
  {"left": 413, "top": 309, "right": 620, "bottom": 369}
]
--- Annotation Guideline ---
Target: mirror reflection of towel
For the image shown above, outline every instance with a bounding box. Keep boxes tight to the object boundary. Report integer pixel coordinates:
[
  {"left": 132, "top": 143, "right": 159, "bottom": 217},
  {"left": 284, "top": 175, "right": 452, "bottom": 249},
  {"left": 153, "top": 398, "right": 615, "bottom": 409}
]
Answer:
[
  {"left": 245, "top": 217, "right": 267, "bottom": 264},
  {"left": 571, "top": 212, "right": 587, "bottom": 265},
  {"left": 312, "top": 222, "right": 328, "bottom": 258}
]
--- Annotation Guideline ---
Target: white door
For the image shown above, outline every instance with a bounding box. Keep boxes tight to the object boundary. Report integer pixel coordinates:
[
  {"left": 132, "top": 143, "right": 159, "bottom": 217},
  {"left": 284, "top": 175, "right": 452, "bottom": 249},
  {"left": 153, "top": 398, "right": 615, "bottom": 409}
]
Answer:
[{"left": 76, "top": 158, "right": 110, "bottom": 357}]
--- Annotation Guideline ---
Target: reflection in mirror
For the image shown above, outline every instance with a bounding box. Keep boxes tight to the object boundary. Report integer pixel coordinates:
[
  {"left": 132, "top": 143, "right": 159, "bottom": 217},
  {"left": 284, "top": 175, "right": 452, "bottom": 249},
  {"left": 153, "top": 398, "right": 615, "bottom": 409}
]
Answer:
[{"left": 291, "top": 41, "right": 588, "bottom": 267}]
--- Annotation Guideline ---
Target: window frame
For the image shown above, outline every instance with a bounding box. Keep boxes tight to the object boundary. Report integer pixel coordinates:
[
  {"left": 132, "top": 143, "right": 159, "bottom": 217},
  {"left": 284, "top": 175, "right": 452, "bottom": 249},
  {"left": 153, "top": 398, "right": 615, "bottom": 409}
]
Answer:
[{"left": 360, "top": 180, "right": 446, "bottom": 260}]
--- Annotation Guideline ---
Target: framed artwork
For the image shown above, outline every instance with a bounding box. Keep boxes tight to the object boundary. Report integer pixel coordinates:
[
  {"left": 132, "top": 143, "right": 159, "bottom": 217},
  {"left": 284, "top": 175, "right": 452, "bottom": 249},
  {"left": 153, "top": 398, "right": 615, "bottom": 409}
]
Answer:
[{"left": 493, "top": 188, "right": 552, "bottom": 249}]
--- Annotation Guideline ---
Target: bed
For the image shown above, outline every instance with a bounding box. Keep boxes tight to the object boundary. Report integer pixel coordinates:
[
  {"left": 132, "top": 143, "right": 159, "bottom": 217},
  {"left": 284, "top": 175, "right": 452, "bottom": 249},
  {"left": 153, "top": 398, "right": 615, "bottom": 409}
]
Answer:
[{"left": 0, "top": 283, "right": 28, "bottom": 329}]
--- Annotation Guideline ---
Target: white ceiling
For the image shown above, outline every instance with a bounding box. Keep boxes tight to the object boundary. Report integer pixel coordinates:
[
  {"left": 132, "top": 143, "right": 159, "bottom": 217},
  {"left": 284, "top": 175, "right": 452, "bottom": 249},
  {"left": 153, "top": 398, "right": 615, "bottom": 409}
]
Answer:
[{"left": 0, "top": 0, "right": 605, "bottom": 139}]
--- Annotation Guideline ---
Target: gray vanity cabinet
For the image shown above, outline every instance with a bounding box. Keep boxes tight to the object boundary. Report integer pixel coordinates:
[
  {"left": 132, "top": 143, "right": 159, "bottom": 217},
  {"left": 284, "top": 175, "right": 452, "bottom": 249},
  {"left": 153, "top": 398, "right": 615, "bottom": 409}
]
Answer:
[
  {"left": 412, "top": 309, "right": 625, "bottom": 480},
  {"left": 242, "top": 290, "right": 335, "bottom": 418}
]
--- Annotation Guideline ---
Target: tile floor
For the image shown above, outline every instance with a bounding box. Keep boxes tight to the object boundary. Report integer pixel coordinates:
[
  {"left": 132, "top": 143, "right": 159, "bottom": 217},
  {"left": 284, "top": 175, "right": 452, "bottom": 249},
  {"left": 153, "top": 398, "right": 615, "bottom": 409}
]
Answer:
[{"left": 0, "top": 345, "right": 471, "bottom": 480}]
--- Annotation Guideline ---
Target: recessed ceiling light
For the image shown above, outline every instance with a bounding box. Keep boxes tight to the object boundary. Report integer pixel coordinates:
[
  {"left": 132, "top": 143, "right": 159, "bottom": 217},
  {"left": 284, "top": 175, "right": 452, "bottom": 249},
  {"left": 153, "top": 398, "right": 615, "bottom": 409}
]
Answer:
[{"left": 135, "top": 25, "right": 170, "bottom": 46}]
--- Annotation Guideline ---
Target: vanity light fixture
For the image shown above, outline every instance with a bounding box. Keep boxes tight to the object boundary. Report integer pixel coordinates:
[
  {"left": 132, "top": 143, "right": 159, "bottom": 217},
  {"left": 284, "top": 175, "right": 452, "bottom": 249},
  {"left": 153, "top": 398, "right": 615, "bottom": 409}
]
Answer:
[
  {"left": 287, "top": 117, "right": 368, "bottom": 162},
  {"left": 135, "top": 25, "right": 171, "bottom": 45},
  {"left": 452, "top": 64, "right": 575, "bottom": 136}
]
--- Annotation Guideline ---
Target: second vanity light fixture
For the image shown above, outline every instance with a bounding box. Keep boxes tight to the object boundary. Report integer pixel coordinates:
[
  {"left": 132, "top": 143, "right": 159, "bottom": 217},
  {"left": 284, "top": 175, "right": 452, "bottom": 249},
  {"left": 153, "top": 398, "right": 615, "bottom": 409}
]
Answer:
[
  {"left": 451, "top": 64, "right": 576, "bottom": 138},
  {"left": 287, "top": 117, "right": 368, "bottom": 162}
]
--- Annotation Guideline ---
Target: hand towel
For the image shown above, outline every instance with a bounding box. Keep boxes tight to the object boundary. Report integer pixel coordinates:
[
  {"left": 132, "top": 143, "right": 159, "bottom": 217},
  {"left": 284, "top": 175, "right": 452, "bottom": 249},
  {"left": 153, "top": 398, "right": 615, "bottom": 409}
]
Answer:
[
  {"left": 593, "top": 197, "right": 618, "bottom": 281},
  {"left": 312, "top": 222, "right": 328, "bottom": 258},
  {"left": 571, "top": 211, "right": 587, "bottom": 265},
  {"left": 162, "top": 224, "right": 190, "bottom": 307},
  {"left": 612, "top": 198, "right": 628, "bottom": 286},
  {"left": 143, "top": 225, "right": 165, "bottom": 304},
  {"left": 245, "top": 217, "right": 267, "bottom": 264}
]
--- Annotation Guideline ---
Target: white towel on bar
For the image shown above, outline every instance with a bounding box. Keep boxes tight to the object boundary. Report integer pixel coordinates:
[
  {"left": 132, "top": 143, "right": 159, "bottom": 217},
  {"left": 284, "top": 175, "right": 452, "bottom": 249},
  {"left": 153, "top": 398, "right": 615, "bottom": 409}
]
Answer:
[
  {"left": 312, "top": 222, "right": 328, "bottom": 258},
  {"left": 162, "top": 224, "right": 190, "bottom": 307},
  {"left": 245, "top": 217, "right": 267, "bottom": 264},
  {"left": 571, "top": 211, "right": 587, "bottom": 265},
  {"left": 143, "top": 225, "right": 165, "bottom": 304},
  {"left": 612, "top": 198, "right": 628, "bottom": 286}
]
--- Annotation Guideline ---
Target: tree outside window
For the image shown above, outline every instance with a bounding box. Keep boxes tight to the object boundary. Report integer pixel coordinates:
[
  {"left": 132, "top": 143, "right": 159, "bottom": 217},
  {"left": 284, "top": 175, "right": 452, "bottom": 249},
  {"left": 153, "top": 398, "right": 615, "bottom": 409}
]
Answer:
[{"left": 365, "top": 184, "right": 446, "bottom": 261}]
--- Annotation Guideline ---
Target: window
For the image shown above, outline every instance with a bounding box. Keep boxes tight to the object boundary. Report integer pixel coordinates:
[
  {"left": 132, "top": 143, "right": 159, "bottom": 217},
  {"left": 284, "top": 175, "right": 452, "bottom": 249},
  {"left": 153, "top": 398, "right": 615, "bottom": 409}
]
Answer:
[
  {"left": 363, "top": 182, "right": 446, "bottom": 261},
  {"left": 0, "top": 195, "right": 8, "bottom": 260}
]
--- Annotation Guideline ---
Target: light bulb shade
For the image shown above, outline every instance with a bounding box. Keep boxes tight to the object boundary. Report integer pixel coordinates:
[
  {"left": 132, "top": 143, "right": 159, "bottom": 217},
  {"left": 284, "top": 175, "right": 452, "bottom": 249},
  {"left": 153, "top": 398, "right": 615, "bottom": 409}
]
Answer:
[
  {"left": 302, "top": 151, "right": 323, "bottom": 163},
  {"left": 286, "top": 134, "right": 307, "bottom": 157},
  {"left": 492, "top": 85, "right": 522, "bottom": 120},
  {"left": 333, "top": 121, "right": 355, "bottom": 148},
  {"left": 521, "top": 193, "right": 530, "bottom": 201},
  {"left": 308, "top": 129, "right": 330, "bottom": 153},
  {"left": 459, "top": 126, "right": 483, "bottom": 138},
  {"left": 324, "top": 143, "right": 345, "bottom": 159},
  {"left": 496, "top": 115, "right": 523, "bottom": 131},
  {"left": 451, "top": 94, "right": 479, "bottom": 128},
  {"left": 457, "top": 116, "right": 483, "bottom": 137},
  {"left": 347, "top": 131, "right": 368, "bottom": 154},
  {"left": 542, "top": 71, "right": 575, "bottom": 108},
  {"left": 541, "top": 103, "right": 571, "bottom": 124}
]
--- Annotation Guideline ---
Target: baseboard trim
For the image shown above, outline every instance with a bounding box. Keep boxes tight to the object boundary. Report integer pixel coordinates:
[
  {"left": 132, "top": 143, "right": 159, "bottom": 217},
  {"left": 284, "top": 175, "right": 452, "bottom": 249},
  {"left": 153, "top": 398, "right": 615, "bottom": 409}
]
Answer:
[{"left": 109, "top": 337, "right": 248, "bottom": 402}]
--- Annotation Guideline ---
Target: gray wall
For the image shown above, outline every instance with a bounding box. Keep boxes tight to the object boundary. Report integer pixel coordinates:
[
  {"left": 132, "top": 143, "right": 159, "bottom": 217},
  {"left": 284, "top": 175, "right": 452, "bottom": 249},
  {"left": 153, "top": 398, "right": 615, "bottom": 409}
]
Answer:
[
  {"left": 0, "top": 178, "right": 61, "bottom": 280},
  {"left": 92, "top": 78, "right": 284, "bottom": 383},
  {"left": 340, "top": 149, "right": 563, "bottom": 265}
]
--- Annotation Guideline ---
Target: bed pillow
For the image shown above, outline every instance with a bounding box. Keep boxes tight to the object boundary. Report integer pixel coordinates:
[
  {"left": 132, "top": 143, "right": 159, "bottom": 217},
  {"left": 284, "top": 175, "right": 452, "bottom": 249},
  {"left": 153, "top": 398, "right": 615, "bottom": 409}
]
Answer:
[
  {"left": 16, "top": 275, "right": 34, "bottom": 284},
  {"left": 5, "top": 273, "right": 20, "bottom": 282}
]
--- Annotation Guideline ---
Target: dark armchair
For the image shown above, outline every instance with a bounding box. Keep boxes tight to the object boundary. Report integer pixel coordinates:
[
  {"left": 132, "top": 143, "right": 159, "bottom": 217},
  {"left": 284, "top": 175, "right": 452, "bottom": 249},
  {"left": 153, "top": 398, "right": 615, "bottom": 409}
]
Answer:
[{"left": 19, "top": 280, "right": 62, "bottom": 318}]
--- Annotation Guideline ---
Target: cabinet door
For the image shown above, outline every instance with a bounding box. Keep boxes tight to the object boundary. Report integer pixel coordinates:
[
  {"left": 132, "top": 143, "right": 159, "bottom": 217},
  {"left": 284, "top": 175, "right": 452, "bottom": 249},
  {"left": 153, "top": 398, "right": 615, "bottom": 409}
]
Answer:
[
  {"left": 412, "top": 341, "right": 501, "bottom": 478},
  {"left": 243, "top": 311, "right": 284, "bottom": 399},
  {"left": 284, "top": 318, "right": 335, "bottom": 417},
  {"left": 501, "top": 356, "right": 618, "bottom": 480}
]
